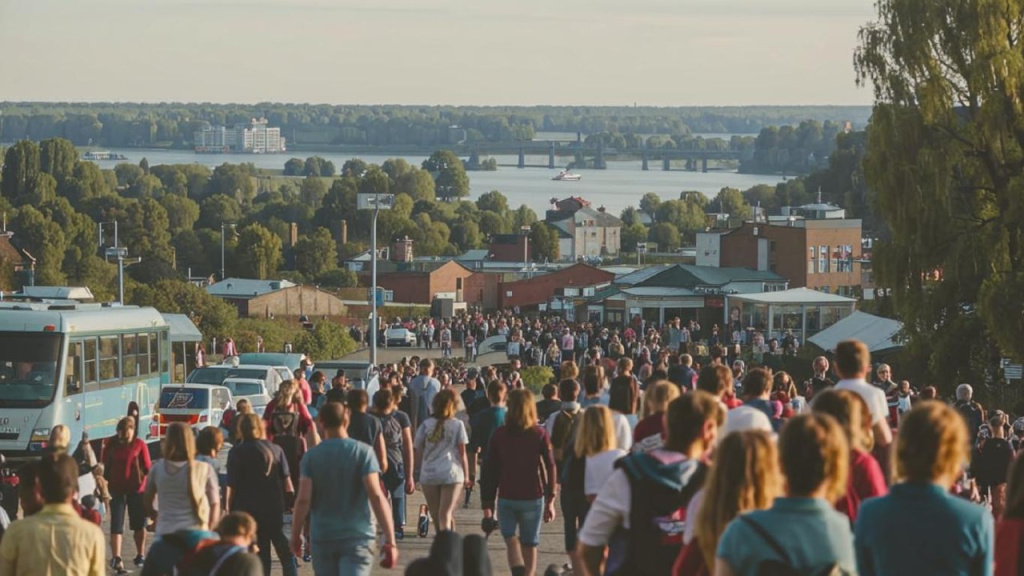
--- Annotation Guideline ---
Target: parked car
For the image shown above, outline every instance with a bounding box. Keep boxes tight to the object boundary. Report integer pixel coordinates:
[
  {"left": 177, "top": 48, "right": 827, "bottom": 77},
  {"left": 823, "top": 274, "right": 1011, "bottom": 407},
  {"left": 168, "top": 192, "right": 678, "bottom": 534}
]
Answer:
[
  {"left": 151, "top": 384, "right": 232, "bottom": 439},
  {"left": 478, "top": 335, "right": 508, "bottom": 354},
  {"left": 313, "top": 360, "right": 380, "bottom": 399},
  {"left": 235, "top": 352, "right": 307, "bottom": 373},
  {"left": 386, "top": 327, "right": 417, "bottom": 347},
  {"left": 219, "top": 377, "right": 271, "bottom": 416},
  {"left": 186, "top": 364, "right": 284, "bottom": 394}
]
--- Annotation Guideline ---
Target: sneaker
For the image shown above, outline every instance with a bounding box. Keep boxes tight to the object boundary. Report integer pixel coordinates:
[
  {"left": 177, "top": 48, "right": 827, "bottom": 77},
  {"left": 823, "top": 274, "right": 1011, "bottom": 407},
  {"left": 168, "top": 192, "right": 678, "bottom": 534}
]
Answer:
[
  {"left": 395, "top": 526, "right": 404, "bottom": 541},
  {"left": 110, "top": 556, "right": 127, "bottom": 574},
  {"left": 133, "top": 555, "right": 145, "bottom": 567}
]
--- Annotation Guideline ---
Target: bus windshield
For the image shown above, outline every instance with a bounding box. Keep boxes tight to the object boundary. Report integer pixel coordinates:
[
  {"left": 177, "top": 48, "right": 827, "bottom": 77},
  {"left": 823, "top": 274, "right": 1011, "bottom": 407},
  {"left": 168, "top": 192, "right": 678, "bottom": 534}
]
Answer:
[{"left": 0, "top": 332, "right": 63, "bottom": 408}]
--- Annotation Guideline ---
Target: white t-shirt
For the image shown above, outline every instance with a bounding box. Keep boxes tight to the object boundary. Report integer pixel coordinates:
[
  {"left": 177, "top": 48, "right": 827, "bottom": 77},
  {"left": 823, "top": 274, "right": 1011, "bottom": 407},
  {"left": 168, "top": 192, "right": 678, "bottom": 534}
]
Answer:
[
  {"left": 414, "top": 417, "right": 468, "bottom": 485},
  {"left": 148, "top": 459, "right": 220, "bottom": 536},
  {"left": 585, "top": 449, "right": 627, "bottom": 497},
  {"left": 612, "top": 413, "right": 633, "bottom": 451},
  {"left": 578, "top": 451, "right": 700, "bottom": 547},
  {"left": 835, "top": 378, "right": 889, "bottom": 425}
]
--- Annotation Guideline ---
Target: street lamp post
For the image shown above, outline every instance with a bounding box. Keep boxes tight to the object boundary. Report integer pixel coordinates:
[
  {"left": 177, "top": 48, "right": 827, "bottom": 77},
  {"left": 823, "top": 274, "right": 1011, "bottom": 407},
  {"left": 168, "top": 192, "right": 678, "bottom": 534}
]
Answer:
[
  {"left": 220, "top": 223, "right": 236, "bottom": 281},
  {"left": 358, "top": 191, "right": 394, "bottom": 368}
]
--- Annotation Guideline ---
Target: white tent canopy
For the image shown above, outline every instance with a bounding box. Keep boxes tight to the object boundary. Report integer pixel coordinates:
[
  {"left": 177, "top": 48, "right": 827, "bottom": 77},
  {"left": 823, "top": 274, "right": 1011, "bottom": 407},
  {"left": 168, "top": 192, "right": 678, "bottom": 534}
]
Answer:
[{"left": 808, "top": 311, "right": 903, "bottom": 354}]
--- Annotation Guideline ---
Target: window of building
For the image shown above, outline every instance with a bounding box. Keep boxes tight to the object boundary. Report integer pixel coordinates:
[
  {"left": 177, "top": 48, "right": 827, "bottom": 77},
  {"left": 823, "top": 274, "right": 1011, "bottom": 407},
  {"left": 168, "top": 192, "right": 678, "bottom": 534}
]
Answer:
[
  {"left": 818, "top": 245, "right": 828, "bottom": 273},
  {"left": 809, "top": 246, "right": 816, "bottom": 275},
  {"left": 831, "top": 245, "right": 841, "bottom": 273}
]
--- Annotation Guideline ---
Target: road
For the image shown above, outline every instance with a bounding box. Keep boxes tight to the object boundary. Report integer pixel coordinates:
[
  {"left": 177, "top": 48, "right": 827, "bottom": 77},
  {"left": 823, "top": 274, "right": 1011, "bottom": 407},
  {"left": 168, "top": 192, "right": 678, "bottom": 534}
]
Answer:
[{"left": 106, "top": 345, "right": 570, "bottom": 575}]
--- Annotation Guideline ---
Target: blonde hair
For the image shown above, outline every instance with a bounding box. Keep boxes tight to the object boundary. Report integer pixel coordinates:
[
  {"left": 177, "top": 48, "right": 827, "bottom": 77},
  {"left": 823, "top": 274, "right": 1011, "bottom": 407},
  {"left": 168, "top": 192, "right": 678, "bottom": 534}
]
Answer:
[
  {"left": 574, "top": 406, "right": 617, "bottom": 458},
  {"left": 275, "top": 380, "right": 299, "bottom": 406},
  {"left": 506, "top": 389, "right": 538, "bottom": 433},
  {"left": 779, "top": 413, "right": 849, "bottom": 503},
  {"left": 162, "top": 421, "right": 196, "bottom": 462},
  {"left": 697, "top": 430, "right": 781, "bottom": 569},
  {"left": 617, "top": 357, "right": 634, "bottom": 376},
  {"left": 811, "top": 389, "right": 873, "bottom": 452},
  {"left": 238, "top": 413, "right": 265, "bottom": 441},
  {"left": 896, "top": 401, "right": 968, "bottom": 484},
  {"left": 49, "top": 425, "right": 71, "bottom": 450},
  {"left": 643, "top": 380, "right": 681, "bottom": 417},
  {"left": 560, "top": 361, "right": 579, "bottom": 382}
]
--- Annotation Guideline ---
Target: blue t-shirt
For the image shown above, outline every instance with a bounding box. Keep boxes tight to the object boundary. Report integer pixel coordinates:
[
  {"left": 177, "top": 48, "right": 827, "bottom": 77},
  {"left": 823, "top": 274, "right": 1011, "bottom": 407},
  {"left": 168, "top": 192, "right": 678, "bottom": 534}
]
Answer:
[
  {"left": 854, "top": 482, "right": 993, "bottom": 576},
  {"left": 717, "top": 497, "right": 856, "bottom": 574},
  {"left": 299, "top": 437, "right": 380, "bottom": 543}
]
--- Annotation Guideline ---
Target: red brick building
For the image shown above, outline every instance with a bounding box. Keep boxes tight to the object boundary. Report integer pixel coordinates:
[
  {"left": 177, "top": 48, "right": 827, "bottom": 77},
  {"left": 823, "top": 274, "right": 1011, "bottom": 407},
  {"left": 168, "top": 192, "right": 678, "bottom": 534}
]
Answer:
[
  {"left": 498, "top": 263, "right": 615, "bottom": 310},
  {"left": 697, "top": 218, "right": 862, "bottom": 296},
  {"left": 367, "top": 260, "right": 476, "bottom": 305}
]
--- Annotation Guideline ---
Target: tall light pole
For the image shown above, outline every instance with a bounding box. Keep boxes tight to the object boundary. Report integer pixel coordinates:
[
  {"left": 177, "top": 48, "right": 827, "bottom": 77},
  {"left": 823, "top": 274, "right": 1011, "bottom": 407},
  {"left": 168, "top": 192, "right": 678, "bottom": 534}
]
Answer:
[
  {"left": 358, "top": 191, "right": 394, "bottom": 368},
  {"left": 99, "top": 221, "right": 139, "bottom": 304},
  {"left": 220, "top": 223, "right": 235, "bottom": 281},
  {"left": 520, "top": 225, "right": 531, "bottom": 277}
]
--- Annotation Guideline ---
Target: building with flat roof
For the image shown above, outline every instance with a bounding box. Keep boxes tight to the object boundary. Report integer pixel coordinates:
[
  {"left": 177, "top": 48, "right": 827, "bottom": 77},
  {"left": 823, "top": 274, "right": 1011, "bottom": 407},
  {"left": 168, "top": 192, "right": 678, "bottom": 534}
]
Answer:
[{"left": 194, "top": 118, "right": 286, "bottom": 154}]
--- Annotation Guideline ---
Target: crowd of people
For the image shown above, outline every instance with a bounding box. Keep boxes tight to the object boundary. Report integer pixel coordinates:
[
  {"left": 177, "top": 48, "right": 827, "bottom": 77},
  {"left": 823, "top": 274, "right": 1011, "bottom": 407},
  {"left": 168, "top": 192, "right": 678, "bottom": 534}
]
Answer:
[{"left": 6, "top": 308, "right": 1024, "bottom": 576}]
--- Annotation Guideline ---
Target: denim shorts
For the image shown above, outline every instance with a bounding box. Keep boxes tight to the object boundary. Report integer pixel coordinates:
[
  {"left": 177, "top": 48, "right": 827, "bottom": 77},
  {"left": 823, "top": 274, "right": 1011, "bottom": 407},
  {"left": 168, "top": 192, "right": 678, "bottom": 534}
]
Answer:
[
  {"left": 109, "top": 492, "right": 146, "bottom": 534},
  {"left": 311, "top": 538, "right": 376, "bottom": 576},
  {"left": 497, "top": 497, "right": 544, "bottom": 547}
]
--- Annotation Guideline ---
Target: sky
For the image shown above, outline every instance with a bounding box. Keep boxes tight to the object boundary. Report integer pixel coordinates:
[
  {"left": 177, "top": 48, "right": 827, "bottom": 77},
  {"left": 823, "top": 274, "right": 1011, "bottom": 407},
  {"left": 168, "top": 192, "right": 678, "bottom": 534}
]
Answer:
[{"left": 0, "top": 0, "right": 878, "bottom": 106}]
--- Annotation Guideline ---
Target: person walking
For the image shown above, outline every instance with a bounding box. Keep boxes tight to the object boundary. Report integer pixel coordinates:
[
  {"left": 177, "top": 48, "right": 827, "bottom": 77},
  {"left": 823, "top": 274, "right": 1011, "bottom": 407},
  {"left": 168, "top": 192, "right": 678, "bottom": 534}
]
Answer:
[
  {"left": 226, "top": 413, "right": 297, "bottom": 576},
  {"left": 715, "top": 413, "right": 856, "bottom": 575},
  {"left": 409, "top": 359, "right": 442, "bottom": 433},
  {"left": 996, "top": 452, "right": 1024, "bottom": 575},
  {"left": 482, "top": 389, "right": 558, "bottom": 576},
  {"left": 290, "top": 402, "right": 398, "bottom": 576},
  {"left": 102, "top": 416, "right": 152, "bottom": 573},
  {"left": 372, "top": 389, "right": 415, "bottom": 540},
  {"left": 855, "top": 401, "right": 993, "bottom": 576},
  {"left": 346, "top": 389, "right": 389, "bottom": 475},
  {"left": 414, "top": 389, "right": 470, "bottom": 534},
  {"left": 833, "top": 339, "right": 894, "bottom": 481},
  {"left": 144, "top": 422, "right": 221, "bottom": 539},
  {"left": 0, "top": 452, "right": 105, "bottom": 575}
]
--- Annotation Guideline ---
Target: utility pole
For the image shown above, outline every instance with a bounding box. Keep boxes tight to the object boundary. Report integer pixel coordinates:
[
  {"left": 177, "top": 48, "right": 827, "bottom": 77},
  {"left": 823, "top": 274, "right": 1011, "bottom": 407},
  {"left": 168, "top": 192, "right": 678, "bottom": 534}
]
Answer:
[{"left": 358, "top": 191, "right": 394, "bottom": 368}]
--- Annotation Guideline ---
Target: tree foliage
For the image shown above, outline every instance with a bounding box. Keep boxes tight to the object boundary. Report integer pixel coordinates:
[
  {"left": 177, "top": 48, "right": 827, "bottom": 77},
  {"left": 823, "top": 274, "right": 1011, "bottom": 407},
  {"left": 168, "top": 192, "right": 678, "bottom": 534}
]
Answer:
[{"left": 854, "top": 0, "right": 1024, "bottom": 393}]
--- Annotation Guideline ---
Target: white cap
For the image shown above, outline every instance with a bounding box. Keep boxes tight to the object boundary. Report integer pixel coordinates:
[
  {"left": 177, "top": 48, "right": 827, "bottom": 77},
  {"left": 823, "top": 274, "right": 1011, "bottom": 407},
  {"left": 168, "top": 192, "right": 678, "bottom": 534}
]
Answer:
[{"left": 722, "top": 405, "right": 774, "bottom": 437}]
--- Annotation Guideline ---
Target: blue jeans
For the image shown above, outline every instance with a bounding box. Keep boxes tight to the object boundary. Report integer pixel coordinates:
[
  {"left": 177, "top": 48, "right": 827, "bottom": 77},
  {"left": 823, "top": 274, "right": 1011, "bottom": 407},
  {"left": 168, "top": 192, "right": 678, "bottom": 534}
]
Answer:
[
  {"left": 311, "top": 538, "right": 375, "bottom": 576},
  {"left": 257, "top": 525, "right": 297, "bottom": 576},
  {"left": 560, "top": 490, "right": 590, "bottom": 553},
  {"left": 497, "top": 498, "right": 544, "bottom": 547},
  {"left": 391, "top": 483, "right": 406, "bottom": 528}
]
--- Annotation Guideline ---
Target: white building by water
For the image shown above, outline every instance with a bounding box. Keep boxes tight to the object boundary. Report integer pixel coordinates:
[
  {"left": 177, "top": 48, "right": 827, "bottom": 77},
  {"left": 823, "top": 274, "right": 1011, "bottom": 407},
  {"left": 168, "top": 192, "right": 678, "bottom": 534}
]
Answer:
[{"left": 194, "top": 118, "right": 286, "bottom": 154}]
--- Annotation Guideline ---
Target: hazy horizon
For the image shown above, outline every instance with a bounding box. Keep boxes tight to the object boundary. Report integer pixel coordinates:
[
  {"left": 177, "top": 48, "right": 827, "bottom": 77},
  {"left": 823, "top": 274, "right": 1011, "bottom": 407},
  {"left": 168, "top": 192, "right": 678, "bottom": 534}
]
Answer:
[{"left": 0, "top": 0, "right": 878, "bottom": 106}]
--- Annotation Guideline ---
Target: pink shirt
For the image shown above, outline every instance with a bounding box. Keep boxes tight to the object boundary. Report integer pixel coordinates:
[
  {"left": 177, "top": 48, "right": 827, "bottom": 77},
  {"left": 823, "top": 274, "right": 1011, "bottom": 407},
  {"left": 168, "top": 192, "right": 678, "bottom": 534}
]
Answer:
[{"left": 835, "top": 448, "right": 887, "bottom": 524}]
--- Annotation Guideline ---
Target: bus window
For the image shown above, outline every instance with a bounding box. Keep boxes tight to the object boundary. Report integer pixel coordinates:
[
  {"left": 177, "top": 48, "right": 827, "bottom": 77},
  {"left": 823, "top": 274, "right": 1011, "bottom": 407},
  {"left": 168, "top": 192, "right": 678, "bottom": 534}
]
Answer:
[
  {"left": 65, "top": 341, "right": 83, "bottom": 396},
  {"left": 123, "top": 334, "right": 138, "bottom": 378},
  {"left": 137, "top": 333, "right": 151, "bottom": 376},
  {"left": 150, "top": 333, "right": 159, "bottom": 375},
  {"left": 83, "top": 339, "right": 98, "bottom": 391},
  {"left": 0, "top": 332, "right": 62, "bottom": 408},
  {"left": 99, "top": 335, "right": 120, "bottom": 387},
  {"left": 160, "top": 332, "right": 169, "bottom": 374}
]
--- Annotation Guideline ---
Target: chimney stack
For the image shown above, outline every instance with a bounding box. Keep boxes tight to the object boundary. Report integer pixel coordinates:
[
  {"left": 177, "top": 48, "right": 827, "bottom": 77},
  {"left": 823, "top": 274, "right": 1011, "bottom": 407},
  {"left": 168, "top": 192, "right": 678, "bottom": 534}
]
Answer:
[
  {"left": 340, "top": 219, "right": 348, "bottom": 245},
  {"left": 393, "top": 236, "right": 414, "bottom": 263},
  {"left": 289, "top": 222, "right": 298, "bottom": 247}
]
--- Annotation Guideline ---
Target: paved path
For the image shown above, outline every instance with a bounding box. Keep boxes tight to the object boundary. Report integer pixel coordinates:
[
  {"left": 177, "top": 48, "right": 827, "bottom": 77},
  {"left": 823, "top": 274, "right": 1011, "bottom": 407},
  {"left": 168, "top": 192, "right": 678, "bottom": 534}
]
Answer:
[{"left": 105, "top": 345, "right": 570, "bottom": 575}]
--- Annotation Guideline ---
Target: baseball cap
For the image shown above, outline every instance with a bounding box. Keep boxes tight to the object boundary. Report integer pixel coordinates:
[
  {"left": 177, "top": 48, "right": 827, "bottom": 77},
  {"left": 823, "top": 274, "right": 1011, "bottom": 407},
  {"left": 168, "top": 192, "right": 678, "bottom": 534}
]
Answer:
[{"left": 721, "top": 405, "right": 774, "bottom": 437}]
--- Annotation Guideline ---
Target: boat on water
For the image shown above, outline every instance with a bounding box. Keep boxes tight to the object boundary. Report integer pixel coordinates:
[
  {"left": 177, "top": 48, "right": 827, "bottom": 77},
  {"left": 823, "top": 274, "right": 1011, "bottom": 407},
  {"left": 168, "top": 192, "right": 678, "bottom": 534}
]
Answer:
[
  {"left": 82, "top": 151, "right": 128, "bottom": 161},
  {"left": 552, "top": 170, "right": 582, "bottom": 181}
]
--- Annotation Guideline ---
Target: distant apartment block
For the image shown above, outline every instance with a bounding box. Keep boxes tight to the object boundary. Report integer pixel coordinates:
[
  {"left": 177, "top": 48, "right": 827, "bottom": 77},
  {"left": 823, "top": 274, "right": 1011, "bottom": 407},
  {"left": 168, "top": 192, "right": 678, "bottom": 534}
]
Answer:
[{"left": 194, "top": 118, "right": 286, "bottom": 154}]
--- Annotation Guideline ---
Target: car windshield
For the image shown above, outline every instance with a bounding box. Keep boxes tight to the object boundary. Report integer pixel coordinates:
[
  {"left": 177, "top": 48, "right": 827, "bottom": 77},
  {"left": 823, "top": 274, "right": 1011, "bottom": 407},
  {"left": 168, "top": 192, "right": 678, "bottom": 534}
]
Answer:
[
  {"left": 187, "top": 367, "right": 230, "bottom": 385},
  {"left": 227, "top": 369, "right": 267, "bottom": 381},
  {"left": 224, "top": 382, "right": 263, "bottom": 397},
  {"left": 159, "top": 388, "right": 210, "bottom": 410},
  {"left": 0, "top": 332, "right": 63, "bottom": 408}
]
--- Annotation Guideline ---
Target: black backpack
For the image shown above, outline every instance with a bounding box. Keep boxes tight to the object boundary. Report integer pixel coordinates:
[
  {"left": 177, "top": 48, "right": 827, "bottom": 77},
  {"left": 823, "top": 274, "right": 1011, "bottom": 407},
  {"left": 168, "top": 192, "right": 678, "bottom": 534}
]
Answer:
[
  {"left": 605, "top": 455, "right": 707, "bottom": 576},
  {"left": 739, "top": 515, "right": 845, "bottom": 576}
]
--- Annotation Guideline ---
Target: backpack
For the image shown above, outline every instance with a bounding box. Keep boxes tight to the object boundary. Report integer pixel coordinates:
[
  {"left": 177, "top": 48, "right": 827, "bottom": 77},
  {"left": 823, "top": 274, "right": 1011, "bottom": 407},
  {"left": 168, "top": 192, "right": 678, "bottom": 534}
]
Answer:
[
  {"left": 605, "top": 454, "right": 707, "bottom": 576},
  {"left": 378, "top": 412, "right": 405, "bottom": 491},
  {"left": 739, "top": 515, "right": 844, "bottom": 576},
  {"left": 549, "top": 409, "right": 580, "bottom": 466},
  {"left": 176, "top": 540, "right": 246, "bottom": 576}
]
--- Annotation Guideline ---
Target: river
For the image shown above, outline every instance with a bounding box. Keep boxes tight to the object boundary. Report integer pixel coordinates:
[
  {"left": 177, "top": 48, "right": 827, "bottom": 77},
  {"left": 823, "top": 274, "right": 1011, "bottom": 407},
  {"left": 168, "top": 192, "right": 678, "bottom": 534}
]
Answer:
[{"left": 84, "top": 147, "right": 785, "bottom": 216}]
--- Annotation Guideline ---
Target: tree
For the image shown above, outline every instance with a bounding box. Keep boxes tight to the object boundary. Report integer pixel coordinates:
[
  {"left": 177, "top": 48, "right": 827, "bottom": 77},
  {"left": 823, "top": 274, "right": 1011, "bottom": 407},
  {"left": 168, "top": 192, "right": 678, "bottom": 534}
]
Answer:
[
  {"left": 160, "top": 194, "right": 200, "bottom": 234},
  {"left": 649, "top": 222, "right": 681, "bottom": 252},
  {"left": 197, "top": 194, "right": 243, "bottom": 231},
  {"left": 139, "top": 157, "right": 150, "bottom": 175},
  {"left": 713, "top": 187, "right": 753, "bottom": 219},
  {"left": 299, "top": 175, "right": 327, "bottom": 209},
  {"left": 529, "top": 222, "right": 559, "bottom": 262},
  {"left": 639, "top": 192, "right": 661, "bottom": 220},
  {"left": 18, "top": 173, "right": 58, "bottom": 206},
  {"left": 512, "top": 205, "right": 537, "bottom": 229},
  {"left": 283, "top": 158, "right": 304, "bottom": 176},
  {"left": 422, "top": 150, "right": 470, "bottom": 201},
  {"left": 854, "top": 0, "right": 1024, "bottom": 393},
  {"left": 293, "top": 228, "right": 339, "bottom": 278},
  {"left": 207, "top": 163, "right": 255, "bottom": 204},
  {"left": 317, "top": 268, "right": 357, "bottom": 288},
  {"left": 476, "top": 190, "right": 508, "bottom": 214},
  {"left": 621, "top": 222, "right": 649, "bottom": 252},
  {"left": 234, "top": 223, "right": 283, "bottom": 279},
  {"left": 1, "top": 140, "right": 40, "bottom": 202},
  {"left": 293, "top": 320, "right": 357, "bottom": 360},
  {"left": 113, "top": 163, "right": 144, "bottom": 187},
  {"left": 130, "top": 279, "right": 237, "bottom": 340},
  {"left": 342, "top": 158, "right": 368, "bottom": 177},
  {"left": 12, "top": 205, "right": 66, "bottom": 285},
  {"left": 39, "top": 138, "right": 78, "bottom": 186},
  {"left": 393, "top": 169, "right": 435, "bottom": 202}
]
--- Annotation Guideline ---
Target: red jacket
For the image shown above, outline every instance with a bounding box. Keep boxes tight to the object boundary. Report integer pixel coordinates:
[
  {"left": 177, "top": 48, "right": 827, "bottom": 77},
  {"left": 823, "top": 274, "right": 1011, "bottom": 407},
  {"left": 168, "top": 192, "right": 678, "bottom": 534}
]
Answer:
[{"left": 101, "top": 438, "right": 151, "bottom": 494}]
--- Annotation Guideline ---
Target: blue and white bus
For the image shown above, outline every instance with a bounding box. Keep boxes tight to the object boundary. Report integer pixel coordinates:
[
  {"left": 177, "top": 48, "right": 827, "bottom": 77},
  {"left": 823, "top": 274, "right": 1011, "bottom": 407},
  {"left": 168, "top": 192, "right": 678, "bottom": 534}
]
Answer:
[{"left": 0, "top": 302, "right": 171, "bottom": 459}]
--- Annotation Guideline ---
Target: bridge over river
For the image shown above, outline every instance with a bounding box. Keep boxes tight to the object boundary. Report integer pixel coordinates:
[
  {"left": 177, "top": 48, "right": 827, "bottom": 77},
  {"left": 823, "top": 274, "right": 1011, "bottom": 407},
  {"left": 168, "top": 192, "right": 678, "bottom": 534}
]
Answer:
[{"left": 465, "top": 139, "right": 748, "bottom": 172}]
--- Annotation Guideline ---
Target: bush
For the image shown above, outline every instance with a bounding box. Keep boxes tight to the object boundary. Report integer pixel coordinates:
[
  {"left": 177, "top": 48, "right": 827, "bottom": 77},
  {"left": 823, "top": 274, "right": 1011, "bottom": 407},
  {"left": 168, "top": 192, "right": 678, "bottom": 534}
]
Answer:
[
  {"left": 520, "top": 365, "right": 555, "bottom": 395},
  {"left": 293, "top": 320, "right": 358, "bottom": 361}
]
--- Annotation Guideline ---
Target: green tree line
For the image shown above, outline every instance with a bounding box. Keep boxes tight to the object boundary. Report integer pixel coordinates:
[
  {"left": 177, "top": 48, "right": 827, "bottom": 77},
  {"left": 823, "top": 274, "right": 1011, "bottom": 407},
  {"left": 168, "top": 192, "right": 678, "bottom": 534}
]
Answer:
[{"left": 0, "top": 103, "right": 870, "bottom": 150}]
